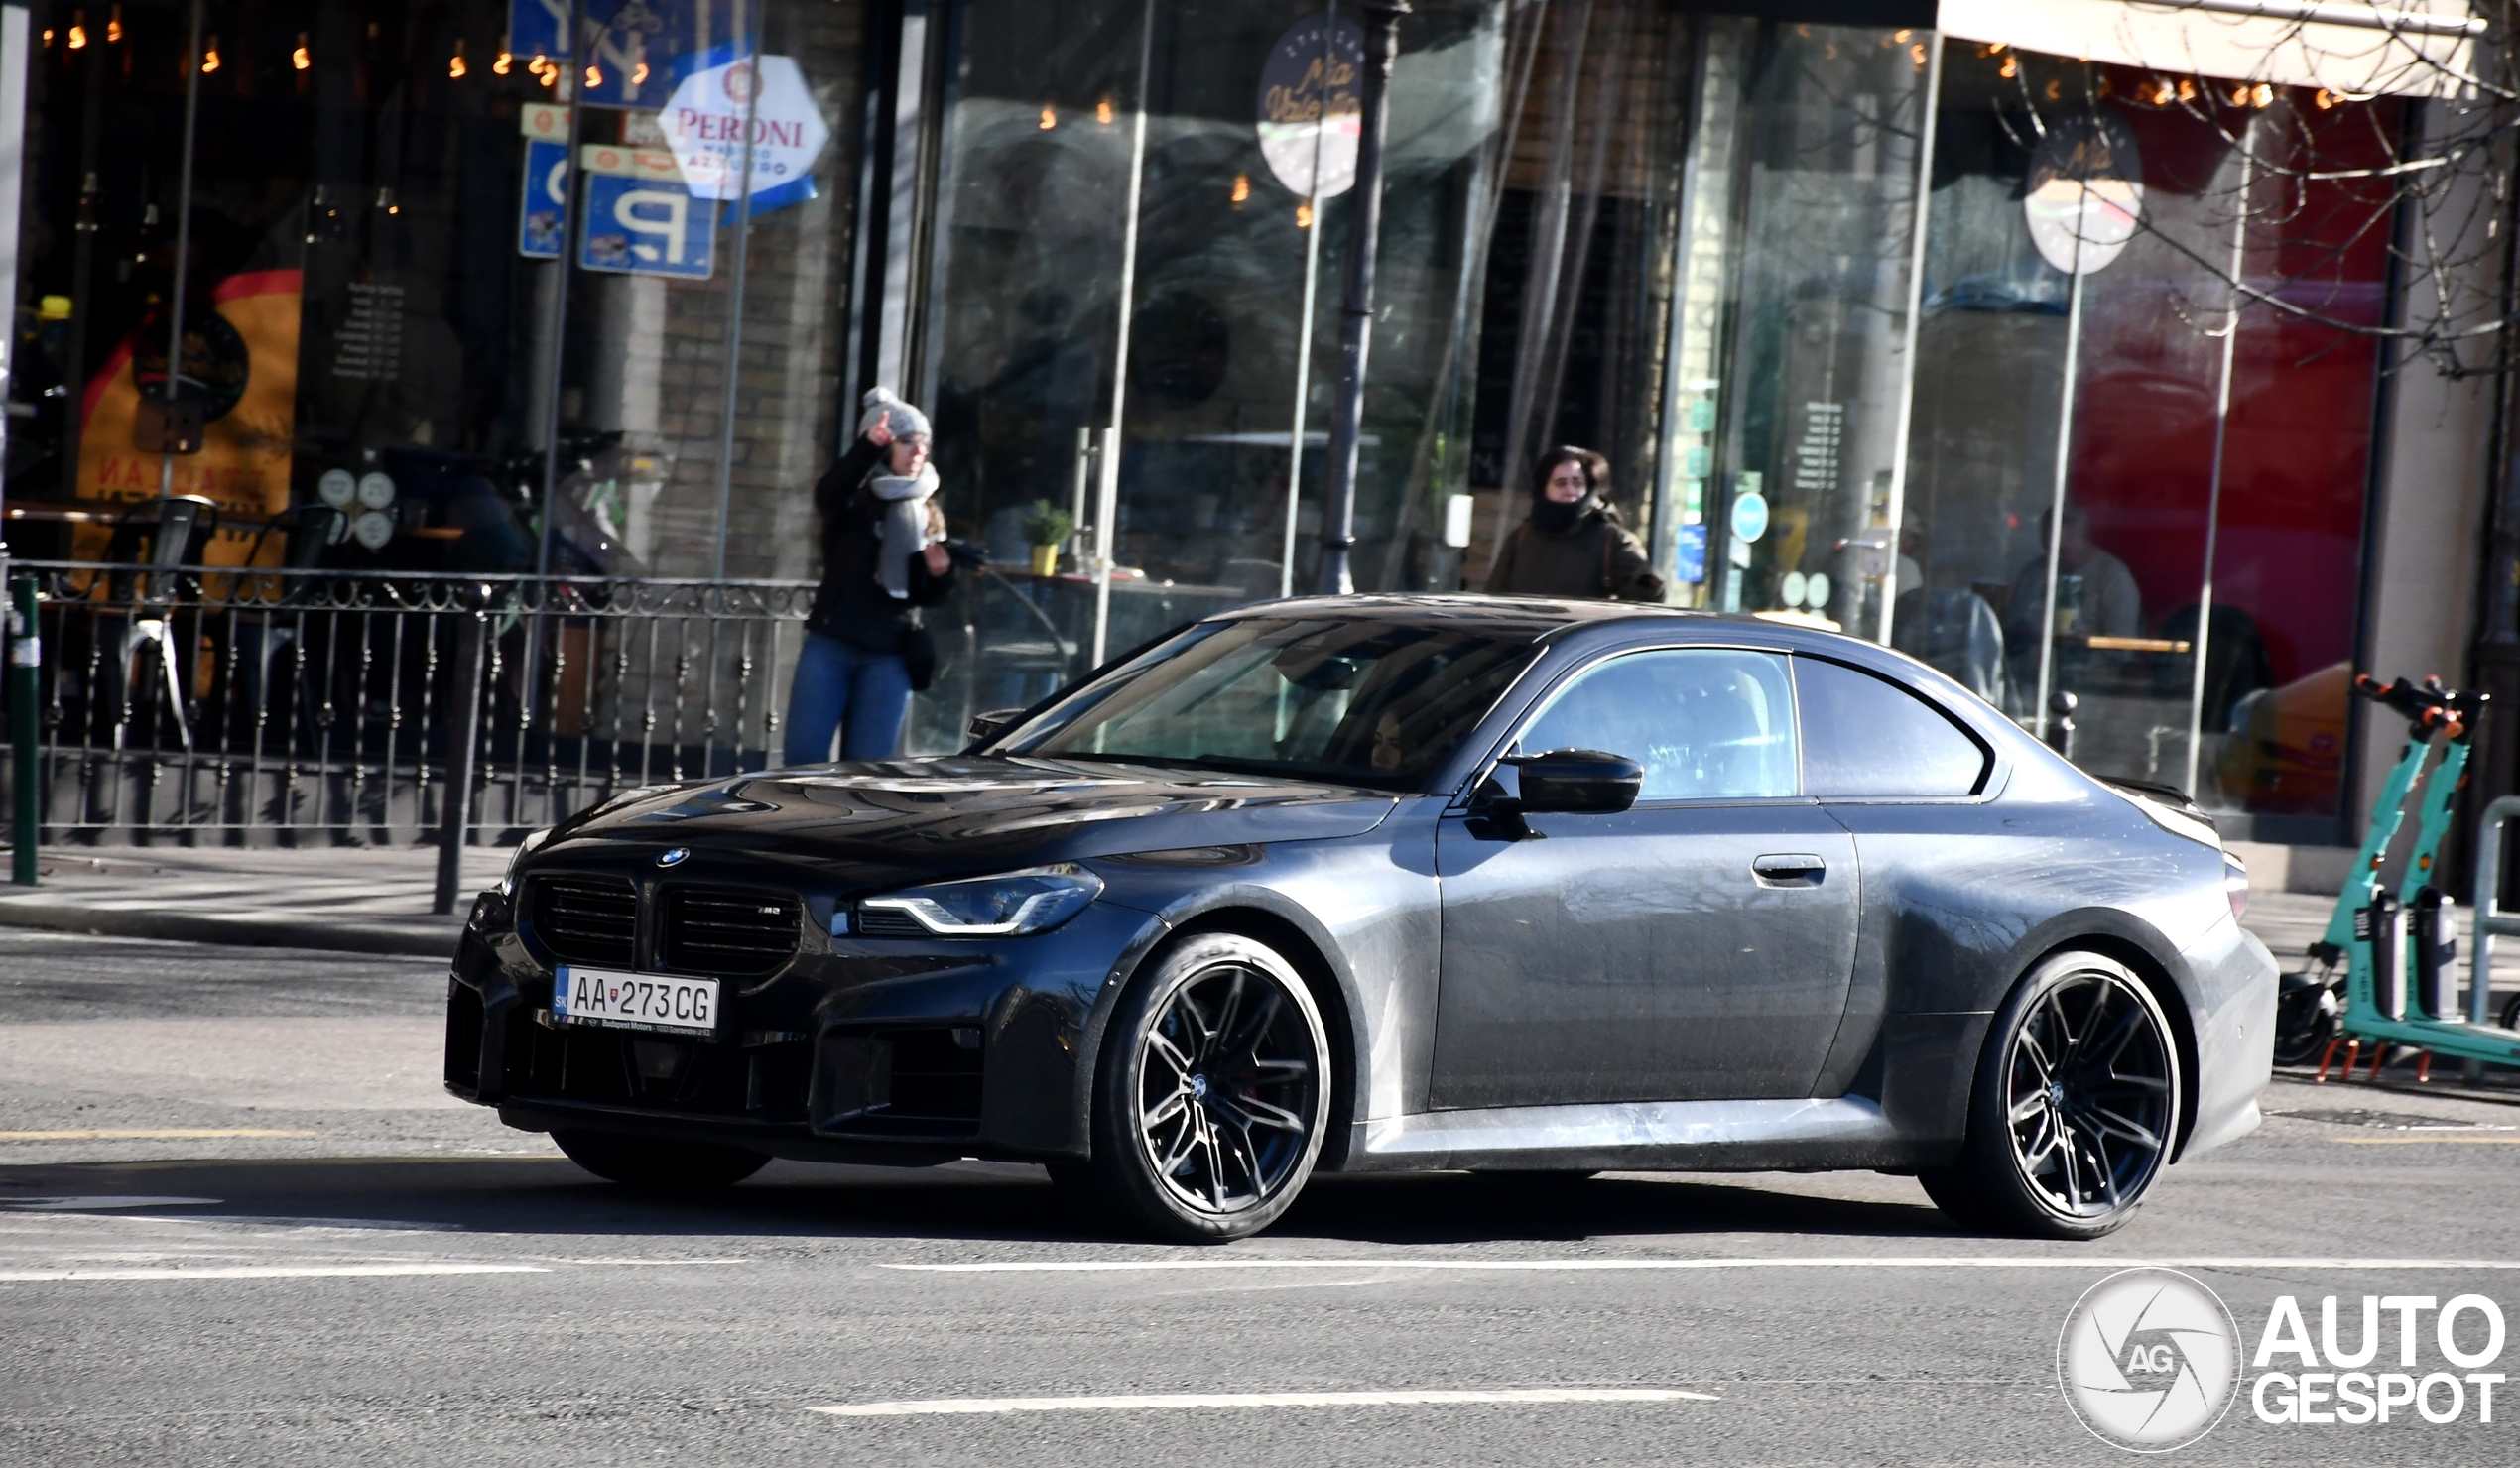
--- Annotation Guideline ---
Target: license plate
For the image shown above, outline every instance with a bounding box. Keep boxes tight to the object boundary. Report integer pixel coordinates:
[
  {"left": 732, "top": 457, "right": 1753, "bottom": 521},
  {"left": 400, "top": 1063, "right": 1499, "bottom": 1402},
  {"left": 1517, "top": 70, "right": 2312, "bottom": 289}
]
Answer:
[{"left": 552, "top": 966, "right": 720, "bottom": 1036}]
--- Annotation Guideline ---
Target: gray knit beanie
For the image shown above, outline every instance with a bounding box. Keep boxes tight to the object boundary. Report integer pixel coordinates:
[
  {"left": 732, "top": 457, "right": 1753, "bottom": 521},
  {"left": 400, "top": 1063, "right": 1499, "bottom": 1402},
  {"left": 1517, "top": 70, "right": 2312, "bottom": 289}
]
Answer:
[{"left": 858, "top": 387, "right": 931, "bottom": 441}]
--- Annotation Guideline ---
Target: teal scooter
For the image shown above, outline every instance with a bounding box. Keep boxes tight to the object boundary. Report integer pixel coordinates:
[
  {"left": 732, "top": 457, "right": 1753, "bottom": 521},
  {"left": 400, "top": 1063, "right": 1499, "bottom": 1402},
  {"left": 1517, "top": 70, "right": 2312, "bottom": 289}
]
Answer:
[{"left": 2291, "top": 674, "right": 2520, "bottom": 1081}]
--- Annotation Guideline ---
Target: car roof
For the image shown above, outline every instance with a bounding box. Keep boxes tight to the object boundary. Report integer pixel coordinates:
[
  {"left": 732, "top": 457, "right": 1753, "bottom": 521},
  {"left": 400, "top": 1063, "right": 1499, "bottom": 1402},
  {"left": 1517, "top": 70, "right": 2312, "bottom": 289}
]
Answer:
[{"left": 1210, "top": 593, "right": 1824, "bottom": 647}]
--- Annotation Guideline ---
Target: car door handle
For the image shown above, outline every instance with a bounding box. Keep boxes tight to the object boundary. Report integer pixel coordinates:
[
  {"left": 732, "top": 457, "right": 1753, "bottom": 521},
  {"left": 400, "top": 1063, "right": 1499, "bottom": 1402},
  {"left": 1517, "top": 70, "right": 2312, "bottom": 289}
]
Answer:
[{"left": 1752, "top": 853, "right": 1827, "bottom": 886}]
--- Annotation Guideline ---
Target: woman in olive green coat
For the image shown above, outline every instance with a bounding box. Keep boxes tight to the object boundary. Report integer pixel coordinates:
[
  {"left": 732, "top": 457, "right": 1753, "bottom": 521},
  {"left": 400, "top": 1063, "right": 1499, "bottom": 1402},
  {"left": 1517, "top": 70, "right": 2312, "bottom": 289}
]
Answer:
[{"left": 1485, "top": 446, "right": 1665, "bottom": 601}]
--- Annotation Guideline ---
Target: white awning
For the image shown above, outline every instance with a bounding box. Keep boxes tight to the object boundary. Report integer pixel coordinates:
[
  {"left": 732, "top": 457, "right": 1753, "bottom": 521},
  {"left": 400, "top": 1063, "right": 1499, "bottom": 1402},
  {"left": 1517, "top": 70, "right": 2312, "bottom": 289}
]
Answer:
[{"left": 1935, "top": 0, "right": 2485, "bottom": 98}]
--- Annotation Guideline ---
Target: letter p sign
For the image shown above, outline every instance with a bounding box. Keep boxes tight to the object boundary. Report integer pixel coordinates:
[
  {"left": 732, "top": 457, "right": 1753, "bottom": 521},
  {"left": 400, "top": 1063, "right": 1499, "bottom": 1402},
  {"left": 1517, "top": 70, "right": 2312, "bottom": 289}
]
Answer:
[{"left": 579, "top": 174, "right": 714, "bottom": 280}]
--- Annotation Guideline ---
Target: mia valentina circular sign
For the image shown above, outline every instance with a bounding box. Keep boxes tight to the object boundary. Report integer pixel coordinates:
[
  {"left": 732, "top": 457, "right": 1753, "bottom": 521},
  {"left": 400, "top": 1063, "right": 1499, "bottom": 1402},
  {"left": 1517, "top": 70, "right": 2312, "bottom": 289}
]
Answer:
[
  {"left": 2022, "top": 109, "right": 2146, "bottom": 277},
  {"left": 2058, "top": 1268, "right": 2241, "bottom": 1452},
  {"left": 1255, "top": 14, "right": 1363, "bottom": 200}
]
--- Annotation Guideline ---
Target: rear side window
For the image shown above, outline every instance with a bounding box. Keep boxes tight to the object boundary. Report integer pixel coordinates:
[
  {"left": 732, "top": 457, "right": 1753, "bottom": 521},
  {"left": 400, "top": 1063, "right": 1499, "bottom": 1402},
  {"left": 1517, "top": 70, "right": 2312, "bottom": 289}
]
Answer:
[{"left": 1795, "top": 656, "right": 1989, "bottom": 797}]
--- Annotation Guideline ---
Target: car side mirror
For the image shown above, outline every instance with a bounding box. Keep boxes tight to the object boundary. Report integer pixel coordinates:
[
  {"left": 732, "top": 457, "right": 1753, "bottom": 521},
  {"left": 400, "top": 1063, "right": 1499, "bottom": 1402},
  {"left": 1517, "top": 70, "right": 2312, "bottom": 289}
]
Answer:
[
  {"left": 1502, "top": 748, "right": 1643, "bottom": 815},
  {"left": 967, "top": 708, "right": 1026, "bottom": 747}
]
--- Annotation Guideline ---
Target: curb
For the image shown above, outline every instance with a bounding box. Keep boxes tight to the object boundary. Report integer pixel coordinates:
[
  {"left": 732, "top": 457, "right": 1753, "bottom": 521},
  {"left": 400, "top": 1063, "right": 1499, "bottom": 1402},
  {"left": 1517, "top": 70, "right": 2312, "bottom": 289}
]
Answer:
[{"left": 0, "top": 899, "right": 462, "bottom": 958}]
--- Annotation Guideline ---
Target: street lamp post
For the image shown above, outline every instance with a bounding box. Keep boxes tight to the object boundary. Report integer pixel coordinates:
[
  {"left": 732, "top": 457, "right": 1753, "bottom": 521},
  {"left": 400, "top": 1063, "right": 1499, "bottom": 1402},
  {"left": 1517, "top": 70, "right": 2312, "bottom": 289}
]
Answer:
[{"left": 1316, "top": 0, "right": 1408, "bottom": 596}]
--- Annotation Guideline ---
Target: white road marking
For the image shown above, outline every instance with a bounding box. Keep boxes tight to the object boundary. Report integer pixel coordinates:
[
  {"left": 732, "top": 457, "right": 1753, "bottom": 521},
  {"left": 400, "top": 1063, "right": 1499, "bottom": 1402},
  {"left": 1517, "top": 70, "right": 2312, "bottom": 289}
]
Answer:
[
  {"left": 0, "top": 1263, "right": 549, "bottom": 1282},
  {"left": 0, "top": 1196, "right": 221, "bottom": 1211},
  {"left": 890, "top": 1256, "right": 2520, "bottom": 1275},
  {"left": 2336, "top": 1137, "right": 2520, "bottom": 1145},
  {"left": 540, "top": 1257, "right": 752, "bottom": 1267},
  {"left": 810, "top": 1388, "right": 1720, "bottom": 1417},
  {"left": 0, "top": 1128, "right": 316, "bottom": 1141}
]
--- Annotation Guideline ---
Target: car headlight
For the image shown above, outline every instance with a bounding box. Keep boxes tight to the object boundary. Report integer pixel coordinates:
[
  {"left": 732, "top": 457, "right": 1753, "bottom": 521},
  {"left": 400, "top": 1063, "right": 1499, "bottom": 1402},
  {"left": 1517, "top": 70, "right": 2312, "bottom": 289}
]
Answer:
[
  {"left": 857, "top": 864, "right": 1103, "bottom": 936},
  {"left": 499, "top": 827, "right": 552, "bottom": 896}
]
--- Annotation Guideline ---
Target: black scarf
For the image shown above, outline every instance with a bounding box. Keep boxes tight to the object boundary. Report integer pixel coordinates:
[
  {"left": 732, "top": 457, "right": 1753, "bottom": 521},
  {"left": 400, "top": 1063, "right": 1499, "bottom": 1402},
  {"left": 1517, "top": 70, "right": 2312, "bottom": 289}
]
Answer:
[{"left": 1531, "top": 494, "right": 1593, "bottom": 536}]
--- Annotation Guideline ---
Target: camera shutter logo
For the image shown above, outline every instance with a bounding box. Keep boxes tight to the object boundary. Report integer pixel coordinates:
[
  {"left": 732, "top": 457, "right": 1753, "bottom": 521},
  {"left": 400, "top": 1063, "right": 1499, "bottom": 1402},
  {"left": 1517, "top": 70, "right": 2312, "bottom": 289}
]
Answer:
[{"left": 2058, "top": 1268, "right": 2241, "bottom": 1452}]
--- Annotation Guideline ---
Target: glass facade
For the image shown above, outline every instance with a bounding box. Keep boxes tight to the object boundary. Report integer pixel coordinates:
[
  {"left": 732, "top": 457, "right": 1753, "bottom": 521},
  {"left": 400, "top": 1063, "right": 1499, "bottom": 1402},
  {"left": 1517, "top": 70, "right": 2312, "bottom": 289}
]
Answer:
[
  {"left": 8, "top": 3, "right": 864, "bottom": 585},
  {"left": 0, "top": 3, "right": 2411, "bottom": 838},
  {"left": 1901, "top": 45, "right": 2391, "bottom": 826}
]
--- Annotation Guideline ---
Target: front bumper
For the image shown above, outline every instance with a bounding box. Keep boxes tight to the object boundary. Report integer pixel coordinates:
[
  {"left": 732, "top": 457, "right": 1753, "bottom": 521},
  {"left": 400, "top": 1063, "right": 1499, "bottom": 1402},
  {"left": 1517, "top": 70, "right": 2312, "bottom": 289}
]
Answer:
[{"left": 444, "top": 888, "right": 1162, "bottom": 1162}]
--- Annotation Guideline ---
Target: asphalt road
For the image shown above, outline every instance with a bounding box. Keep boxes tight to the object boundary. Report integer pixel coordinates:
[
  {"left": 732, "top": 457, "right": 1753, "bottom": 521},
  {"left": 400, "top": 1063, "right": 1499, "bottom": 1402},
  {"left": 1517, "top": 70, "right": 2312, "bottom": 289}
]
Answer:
[{"left": 5, "top": 927, "right": 2520, "bottom": 1466}]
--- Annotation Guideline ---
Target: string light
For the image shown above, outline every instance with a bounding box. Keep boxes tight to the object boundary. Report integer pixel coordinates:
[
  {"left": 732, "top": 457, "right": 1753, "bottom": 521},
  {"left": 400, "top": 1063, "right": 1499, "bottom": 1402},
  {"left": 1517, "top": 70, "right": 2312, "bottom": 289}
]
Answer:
[
  {"left": 585, "top": 61, "right": 602, "bottom": 88},
  {"left": 293, "top": 32, "right": 310, "bottom": 69},
  {"left": 2315, "top": 87, "right": 2336, "bottom": 109},
  {"left": 66, "top": 12, "right": 85, "bottom": 50},
  {"left": 1038, "top": 103, "right": 1056, "bottom": 129},
  {"left": 106, "top": 5, "right": 120, "bottom": 43},
  {"left": 1230, "top": 174, "right": 1250, "bottom": 207},
  {"left": 1095, "top": 96, "right": 1113, "bottom": 125},
  {"left": 42, "top": 29, "right": 52, "bottom": 47},
  {"left": 449, "top": 40, "right": 467, "bottom": 78},
  {"left": 493, "top": 35, "right": 512, "bottom": 75},
  {"left": 1296, "top": 202, "right": 1314, "bottom": 229},
  {"left": 2252, "top": 82, "right": 2274, "bottom": 107},
  {"left": 2177, "top": 78, "right": 2197, "bottom": 102},
  {"left": 1997, "top": 54, "right": 2017, "bottom": 78},
  {"left": 2229, "top": 85, "right": 2250, "bottom": 106},
  {"left": 201, "top": 35, "right": 219, "bottom": 73},
  {"left": 631, "top": 61, "right": 648, "bottom": 85}
]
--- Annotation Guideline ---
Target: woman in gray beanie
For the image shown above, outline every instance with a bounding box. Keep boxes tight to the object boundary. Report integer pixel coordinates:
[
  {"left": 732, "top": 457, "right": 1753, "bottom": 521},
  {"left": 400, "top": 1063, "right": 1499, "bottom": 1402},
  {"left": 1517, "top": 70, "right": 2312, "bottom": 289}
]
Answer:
[{"left": 782, "top": 388, "right": 959, "bottom": 764}]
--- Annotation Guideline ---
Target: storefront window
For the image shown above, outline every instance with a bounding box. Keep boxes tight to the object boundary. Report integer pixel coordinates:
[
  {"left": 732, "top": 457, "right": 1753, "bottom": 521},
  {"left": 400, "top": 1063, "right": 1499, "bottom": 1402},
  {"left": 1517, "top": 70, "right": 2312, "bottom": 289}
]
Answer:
[
  {"left": 9, "top": 1, "right": 858, "bottom": 580},
  {"left": 908, "top": 0, "right": 1506, "bottom": 747},
  {"left": 1467, "top": 0, "right": 1695, "bottom": 589},
  {"left": 1701, "top": 20, "right": 1931, "bottom": 637},
  {"left": 1903, "top": 44, "right": 2388, "bottom": 826}
]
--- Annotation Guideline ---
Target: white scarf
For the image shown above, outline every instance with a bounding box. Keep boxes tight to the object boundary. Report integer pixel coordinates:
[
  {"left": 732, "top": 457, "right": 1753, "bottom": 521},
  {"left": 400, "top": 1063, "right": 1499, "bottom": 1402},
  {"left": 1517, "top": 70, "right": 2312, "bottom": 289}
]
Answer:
[{"left": 869, "top": 462, "right": 941, "bottom": 599}]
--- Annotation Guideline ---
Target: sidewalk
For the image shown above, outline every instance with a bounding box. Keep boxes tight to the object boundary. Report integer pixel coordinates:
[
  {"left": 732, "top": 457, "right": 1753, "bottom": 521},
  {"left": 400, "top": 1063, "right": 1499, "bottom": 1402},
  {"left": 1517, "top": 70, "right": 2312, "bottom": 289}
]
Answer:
[{"left": 0, "top": 846, "right": 505, "bottom": 957}]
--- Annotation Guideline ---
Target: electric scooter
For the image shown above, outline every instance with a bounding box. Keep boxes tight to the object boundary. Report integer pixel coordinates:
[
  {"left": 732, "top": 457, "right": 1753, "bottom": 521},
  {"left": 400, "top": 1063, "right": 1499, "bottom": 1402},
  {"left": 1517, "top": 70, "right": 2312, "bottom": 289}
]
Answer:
[{"left": 2273, "top": 673, "right": 2520, "bottom": 1080}]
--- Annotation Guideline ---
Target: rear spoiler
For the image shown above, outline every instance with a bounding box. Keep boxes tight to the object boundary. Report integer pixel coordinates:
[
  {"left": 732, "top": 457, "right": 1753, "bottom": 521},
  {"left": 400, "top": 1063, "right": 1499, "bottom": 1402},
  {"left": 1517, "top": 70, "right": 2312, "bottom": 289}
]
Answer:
[{"left": 2102, "top": 776, "right": 2223, "bottom": 852}]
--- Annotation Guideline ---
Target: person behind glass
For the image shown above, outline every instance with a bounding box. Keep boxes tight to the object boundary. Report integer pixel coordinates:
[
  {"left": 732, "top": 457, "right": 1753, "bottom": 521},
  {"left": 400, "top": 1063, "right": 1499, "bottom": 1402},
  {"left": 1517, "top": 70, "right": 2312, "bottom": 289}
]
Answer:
[
  {"left": 783, "top": 389, "right": 957, "bottom": 765},
  {"left": 1484, "top": 446, "right": 1664, "bottom": 600}
]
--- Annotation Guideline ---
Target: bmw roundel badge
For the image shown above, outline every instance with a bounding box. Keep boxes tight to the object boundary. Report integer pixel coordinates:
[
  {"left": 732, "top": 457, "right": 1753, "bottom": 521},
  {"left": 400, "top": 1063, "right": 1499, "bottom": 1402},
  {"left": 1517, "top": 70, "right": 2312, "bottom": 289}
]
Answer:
[{"left": 657, "top": 847, "right": 691, "bottom": 868}]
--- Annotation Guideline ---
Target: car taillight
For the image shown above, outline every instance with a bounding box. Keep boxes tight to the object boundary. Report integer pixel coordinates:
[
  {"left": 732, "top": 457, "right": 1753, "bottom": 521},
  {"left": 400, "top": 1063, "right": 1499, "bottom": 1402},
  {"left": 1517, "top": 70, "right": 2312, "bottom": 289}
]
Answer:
[{"left": 2223, "top": 853, "right": 2249, "bottom": 919}]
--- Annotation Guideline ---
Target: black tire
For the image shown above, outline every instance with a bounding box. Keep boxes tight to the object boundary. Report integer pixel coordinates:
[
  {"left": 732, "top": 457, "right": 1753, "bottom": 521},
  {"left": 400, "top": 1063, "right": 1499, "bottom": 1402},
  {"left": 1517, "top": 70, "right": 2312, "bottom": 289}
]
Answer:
[
  {"left": 2270, "top": 1006, "right": 2335, "bottom": 1068},
  {"left": 1070, "top": 932, "right": 1331, "bottom": 1243},
  {"left": 551, "top": 1127, "right": 769, "bottom": 1192},
  {"left": 1919, "top": 950, "right": 2182, "bottom": 1241}
]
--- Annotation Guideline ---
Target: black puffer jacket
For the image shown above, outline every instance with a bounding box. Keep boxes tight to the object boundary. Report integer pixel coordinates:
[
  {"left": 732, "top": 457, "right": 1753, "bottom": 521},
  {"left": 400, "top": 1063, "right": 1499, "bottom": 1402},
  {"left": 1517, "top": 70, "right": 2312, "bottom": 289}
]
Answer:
[{"left": 805, "top": 436, "right": 956, "bottom": 653}]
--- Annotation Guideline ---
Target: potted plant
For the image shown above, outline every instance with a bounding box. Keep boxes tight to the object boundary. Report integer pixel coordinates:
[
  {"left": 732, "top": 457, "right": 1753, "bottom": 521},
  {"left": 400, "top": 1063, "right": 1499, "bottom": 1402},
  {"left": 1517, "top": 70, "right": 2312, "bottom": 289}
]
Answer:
[{"left": 1020, "top": 499, "right": 1074, "bottom": 577}]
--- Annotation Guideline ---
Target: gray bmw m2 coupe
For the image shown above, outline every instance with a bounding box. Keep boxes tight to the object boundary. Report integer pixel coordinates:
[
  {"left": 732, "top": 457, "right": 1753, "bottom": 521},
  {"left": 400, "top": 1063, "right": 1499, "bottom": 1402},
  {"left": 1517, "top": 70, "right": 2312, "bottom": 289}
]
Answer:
[{"left": 444, "top": 596, "right": 2274, "bottom": 1241}]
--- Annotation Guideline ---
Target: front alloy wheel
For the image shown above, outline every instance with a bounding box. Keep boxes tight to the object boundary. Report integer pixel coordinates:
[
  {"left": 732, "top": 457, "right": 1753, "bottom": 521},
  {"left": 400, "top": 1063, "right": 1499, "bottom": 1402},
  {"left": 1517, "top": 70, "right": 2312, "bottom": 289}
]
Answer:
[
  {"left": 1922, "top": 950, "right": 2181, "bottom": 1240},
  {"left": 1071, "top": 932, "right": 1330, "bottom": 1242}
]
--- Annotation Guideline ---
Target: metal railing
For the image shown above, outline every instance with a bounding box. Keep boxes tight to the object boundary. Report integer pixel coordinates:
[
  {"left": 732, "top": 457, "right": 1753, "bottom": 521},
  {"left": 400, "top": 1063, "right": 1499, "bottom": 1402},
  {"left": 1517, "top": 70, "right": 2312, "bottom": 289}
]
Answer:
[{"left": 1, "top": 560, "right": 819, "bottom": 856}]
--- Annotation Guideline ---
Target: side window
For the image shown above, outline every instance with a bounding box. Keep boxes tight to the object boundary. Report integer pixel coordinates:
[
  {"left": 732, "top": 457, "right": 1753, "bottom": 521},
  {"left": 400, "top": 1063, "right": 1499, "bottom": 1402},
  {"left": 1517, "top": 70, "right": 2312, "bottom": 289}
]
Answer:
[
  {"left": 1516, "top": 649, "right": 1798, "bottom": 801},
  {"left": 1795, "top": 656, "right": 1990, "bottom": 797}
]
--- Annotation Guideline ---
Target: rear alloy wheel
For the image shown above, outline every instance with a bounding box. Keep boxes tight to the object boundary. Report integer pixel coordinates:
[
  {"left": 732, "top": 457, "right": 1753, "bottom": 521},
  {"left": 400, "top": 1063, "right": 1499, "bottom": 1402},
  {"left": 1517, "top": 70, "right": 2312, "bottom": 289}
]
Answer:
[
  {"left": 551, "top": 1128, "right": 769, "bottom": 1193},
  {"left": 1920, "top": 950, "right": 2181, "bottom": 1241},
  {"left": 1075, "top": 932, "right": 1330, "bottom": 1242}
]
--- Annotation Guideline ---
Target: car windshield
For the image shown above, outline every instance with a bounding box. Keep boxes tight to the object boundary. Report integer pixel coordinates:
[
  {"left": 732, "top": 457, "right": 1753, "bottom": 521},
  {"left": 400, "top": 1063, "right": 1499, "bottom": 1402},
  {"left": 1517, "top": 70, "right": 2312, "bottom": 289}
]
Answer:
[{"left": 1004, "top": 617, "right": 1542, "bottom": 789}]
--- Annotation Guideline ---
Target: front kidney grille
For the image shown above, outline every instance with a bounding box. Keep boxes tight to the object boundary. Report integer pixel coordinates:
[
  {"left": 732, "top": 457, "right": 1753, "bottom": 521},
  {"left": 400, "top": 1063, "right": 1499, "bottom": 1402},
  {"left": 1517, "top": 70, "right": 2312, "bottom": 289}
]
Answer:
[
  {"left": 660, "top": 887, "right": 802, "bottom": 976},
  {"left": 529, "top": 877, "right": 638, "bottom": 967}
]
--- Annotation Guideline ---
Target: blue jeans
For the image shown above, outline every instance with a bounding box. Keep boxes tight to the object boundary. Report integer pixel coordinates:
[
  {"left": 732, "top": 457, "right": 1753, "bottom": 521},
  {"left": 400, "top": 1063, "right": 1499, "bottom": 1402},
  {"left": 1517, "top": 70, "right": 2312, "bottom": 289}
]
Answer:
[{"left": 782, "top": 631, "right": 914, "bottom": 765}]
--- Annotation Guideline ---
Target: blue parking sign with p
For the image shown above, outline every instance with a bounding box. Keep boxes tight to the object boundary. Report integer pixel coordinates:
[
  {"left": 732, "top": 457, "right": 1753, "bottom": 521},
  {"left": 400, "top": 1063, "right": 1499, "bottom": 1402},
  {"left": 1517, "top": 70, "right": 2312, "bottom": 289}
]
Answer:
[
  {"left": 518, "top": 139, "right": 569, "bottom": 259},
  {"left": 580, "top": 174, "right": 713, "bottom": 279}
]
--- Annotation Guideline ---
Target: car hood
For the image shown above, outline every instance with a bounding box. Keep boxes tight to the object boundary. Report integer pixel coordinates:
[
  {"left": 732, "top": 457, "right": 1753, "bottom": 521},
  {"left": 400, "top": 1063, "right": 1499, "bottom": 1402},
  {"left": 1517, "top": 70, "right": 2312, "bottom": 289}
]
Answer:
[{"left": 536, "top": 756, "right": 1402, "bottom": 882}]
